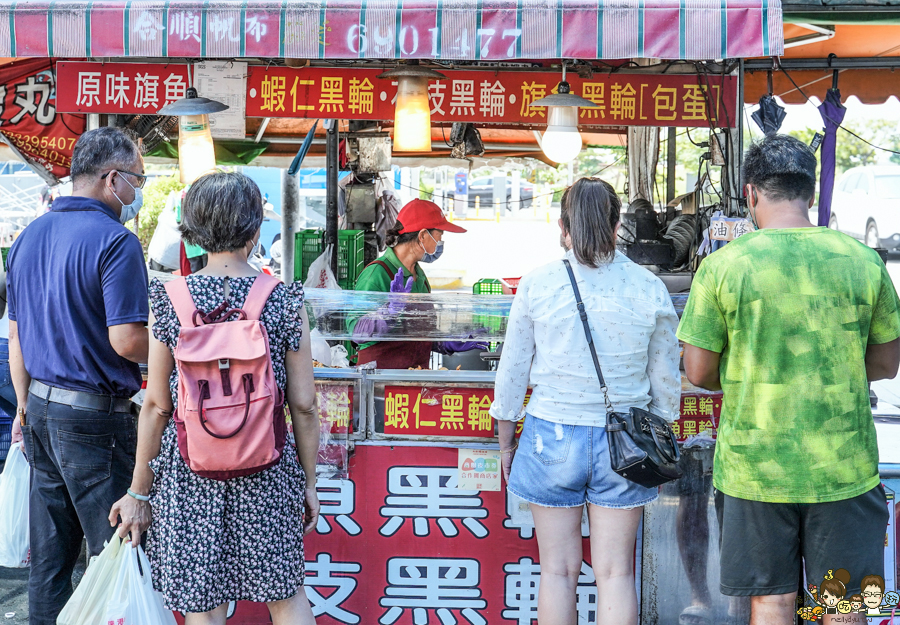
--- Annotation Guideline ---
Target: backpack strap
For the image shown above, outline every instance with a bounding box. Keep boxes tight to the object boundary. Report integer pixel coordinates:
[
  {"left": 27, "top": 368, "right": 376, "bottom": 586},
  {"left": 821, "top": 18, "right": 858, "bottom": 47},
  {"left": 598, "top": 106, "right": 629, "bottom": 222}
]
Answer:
[
  {"left": 164, "top": 277, "right": 200, "bottom": 328},
  {"left": 242, "top": 274, "right": 281, "bottom": 321}
]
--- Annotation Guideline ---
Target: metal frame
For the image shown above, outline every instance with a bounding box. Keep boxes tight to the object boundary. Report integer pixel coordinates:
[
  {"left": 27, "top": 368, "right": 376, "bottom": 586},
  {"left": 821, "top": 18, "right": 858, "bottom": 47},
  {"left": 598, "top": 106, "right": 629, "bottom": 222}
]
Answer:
[{"left": 746, "top": 57, "right": 900, "bottom": 71}]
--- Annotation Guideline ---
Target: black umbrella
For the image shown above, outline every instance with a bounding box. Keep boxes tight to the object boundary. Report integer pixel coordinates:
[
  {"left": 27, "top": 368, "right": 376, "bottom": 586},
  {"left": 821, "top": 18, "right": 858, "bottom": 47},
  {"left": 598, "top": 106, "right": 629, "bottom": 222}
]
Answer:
[{"left": 751, "top": 95, "right": 787, "bottom": 135}]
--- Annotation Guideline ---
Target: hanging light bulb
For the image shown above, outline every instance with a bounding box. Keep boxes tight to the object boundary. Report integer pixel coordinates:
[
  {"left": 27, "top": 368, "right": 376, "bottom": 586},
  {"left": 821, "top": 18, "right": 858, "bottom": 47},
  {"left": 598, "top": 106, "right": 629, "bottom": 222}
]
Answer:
[
  {"left": 158, "top": 87, "right": 229, "bottom": 184},
  {"left": 529, "top": 62, "right": 599, "bottom": 164},
  {"left": 378, "top": 63, "right": 447, "bottom": 152}
]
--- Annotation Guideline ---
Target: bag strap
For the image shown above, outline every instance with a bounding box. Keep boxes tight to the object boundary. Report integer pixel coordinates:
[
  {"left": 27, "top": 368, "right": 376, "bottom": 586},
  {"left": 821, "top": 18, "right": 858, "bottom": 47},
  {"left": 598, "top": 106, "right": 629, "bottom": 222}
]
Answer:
[
  {"left": 242, "top": 274, "right": 281, "bottom": 321},
  {"left": 563, "top": 259, "right": 614, "bottom": 414},
  {"left": 164, "top": 277, "right": 200, "bottom": 328}
]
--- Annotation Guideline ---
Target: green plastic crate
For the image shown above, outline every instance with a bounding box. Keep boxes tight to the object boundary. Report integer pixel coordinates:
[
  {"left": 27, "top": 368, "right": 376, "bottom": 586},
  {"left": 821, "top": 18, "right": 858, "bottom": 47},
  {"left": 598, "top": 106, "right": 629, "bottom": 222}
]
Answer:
[
  {"left": 337, "top": 230, "right": 364, "bottom": 290},
  {"left": 472, "top": 278, "right": 504, "bottom": 333},
  {"left": 294, "top": 229, "right": 364, "bottom": 289},
  {"left": 473, "top": 278, "right": 503, "bottom": 295},
  {"left": 294, "top": 229, "right": 325, "bottom": 283}
]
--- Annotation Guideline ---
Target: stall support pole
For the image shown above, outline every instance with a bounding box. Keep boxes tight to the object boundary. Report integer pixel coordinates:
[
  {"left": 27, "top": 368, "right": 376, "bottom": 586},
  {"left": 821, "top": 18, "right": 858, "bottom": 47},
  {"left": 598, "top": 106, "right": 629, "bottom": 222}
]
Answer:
[
  {"left": 326, "top": 119, "right": 339, "bottom": 276},
  {"left": 87, "top": 114, "right": 101, "bottom": 131},
  {"left": 666, "top": 127, "right": 677, "bottom": 203},
  {"left": 281, "top": 170, "right": 300, "bottom": 285},
  {"left": 726, "top": 61, "right": 745, "bottom": 216}
]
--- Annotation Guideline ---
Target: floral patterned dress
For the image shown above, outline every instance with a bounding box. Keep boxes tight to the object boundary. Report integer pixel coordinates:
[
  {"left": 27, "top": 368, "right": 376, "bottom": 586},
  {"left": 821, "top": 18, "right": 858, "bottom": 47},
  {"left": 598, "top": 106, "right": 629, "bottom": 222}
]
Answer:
[{"left": 145, "top": 276, "right": 307, "bottom": 613}]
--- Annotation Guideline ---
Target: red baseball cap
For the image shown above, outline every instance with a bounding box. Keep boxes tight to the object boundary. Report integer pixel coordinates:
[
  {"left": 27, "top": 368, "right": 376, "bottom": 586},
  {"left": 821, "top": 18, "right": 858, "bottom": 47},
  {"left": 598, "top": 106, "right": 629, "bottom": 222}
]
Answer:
[{"left": 398, "top": 199, "right": 467, "bottom": 234}]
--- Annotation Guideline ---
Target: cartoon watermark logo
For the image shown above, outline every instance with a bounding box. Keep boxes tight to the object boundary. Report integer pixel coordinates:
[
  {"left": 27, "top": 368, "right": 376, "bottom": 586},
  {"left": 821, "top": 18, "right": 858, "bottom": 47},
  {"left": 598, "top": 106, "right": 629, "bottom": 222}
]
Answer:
[{"left": 798, "top": 570, "right": 900, "bottom": 622}]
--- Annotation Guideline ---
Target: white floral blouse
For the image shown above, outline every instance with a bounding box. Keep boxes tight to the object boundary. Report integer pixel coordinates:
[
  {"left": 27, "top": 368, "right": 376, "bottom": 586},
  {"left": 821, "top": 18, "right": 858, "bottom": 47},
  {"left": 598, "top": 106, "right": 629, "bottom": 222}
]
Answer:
[{"left": 489, "top": 250, "right": 681, "bottom": 426}]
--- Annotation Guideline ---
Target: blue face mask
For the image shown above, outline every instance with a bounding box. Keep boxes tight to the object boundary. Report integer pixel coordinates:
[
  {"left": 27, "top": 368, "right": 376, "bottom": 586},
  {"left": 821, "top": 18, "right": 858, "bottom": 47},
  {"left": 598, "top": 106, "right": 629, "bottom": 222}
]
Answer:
[
  {"left": 420, "top": 232, "right": 444, "bottom": 263},
  {"left": 111, "top": 173, "right": 143, "bottom": 225}
]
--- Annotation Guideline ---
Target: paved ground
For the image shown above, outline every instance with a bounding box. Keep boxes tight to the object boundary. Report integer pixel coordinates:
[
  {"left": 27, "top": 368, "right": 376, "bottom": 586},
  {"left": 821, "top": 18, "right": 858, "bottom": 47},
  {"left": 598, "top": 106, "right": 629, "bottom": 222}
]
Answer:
[
  {"left": 0, "top": 539, "right": 85, "bottom": 622},
  {"left": 0, "top": 566, "right": 27, "bottom": 623}
]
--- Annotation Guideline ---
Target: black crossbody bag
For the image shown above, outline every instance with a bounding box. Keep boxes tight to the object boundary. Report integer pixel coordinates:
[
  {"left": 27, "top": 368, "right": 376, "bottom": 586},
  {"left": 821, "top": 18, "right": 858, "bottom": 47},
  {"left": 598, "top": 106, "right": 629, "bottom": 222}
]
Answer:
[{"left": 563, "top": 260, "right": 683, "bottom": 488}]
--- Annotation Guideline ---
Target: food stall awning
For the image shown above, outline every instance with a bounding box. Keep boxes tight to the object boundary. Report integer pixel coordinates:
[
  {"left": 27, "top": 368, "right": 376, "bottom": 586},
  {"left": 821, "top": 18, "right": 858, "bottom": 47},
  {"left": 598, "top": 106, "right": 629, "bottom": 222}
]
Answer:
[
  {"left": 0, "top": 0, "right": 782, "bottom": 61},
  {"left": 744, "top": 24, "right": 900, "bottom": 103}
]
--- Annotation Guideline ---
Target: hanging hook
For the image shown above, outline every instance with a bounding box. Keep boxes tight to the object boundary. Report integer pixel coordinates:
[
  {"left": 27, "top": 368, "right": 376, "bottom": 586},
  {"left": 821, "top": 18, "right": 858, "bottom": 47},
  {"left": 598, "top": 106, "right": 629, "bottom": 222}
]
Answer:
[
  {"left": 766, "top": 70, "right": 773, "bottom": 96},
  {"left": 561, "top": 59, "right": 567, "bottom": 83},
  {"left": 827, "top": 53, "right": 839, "bottom": 91}
]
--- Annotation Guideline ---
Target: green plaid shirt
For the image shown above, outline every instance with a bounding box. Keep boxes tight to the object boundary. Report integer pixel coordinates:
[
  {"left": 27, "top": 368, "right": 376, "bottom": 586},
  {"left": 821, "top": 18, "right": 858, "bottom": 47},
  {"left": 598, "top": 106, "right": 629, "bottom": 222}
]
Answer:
[{"left": 678, "top": 228, "right": 900, "bottom": 503}]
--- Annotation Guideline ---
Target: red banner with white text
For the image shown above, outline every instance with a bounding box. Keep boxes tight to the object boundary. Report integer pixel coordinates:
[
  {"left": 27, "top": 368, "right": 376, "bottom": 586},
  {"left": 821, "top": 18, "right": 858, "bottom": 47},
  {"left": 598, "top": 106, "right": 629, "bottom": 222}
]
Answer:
[{"left": 0, "top": 59, "right": 85, "bottom": 179}]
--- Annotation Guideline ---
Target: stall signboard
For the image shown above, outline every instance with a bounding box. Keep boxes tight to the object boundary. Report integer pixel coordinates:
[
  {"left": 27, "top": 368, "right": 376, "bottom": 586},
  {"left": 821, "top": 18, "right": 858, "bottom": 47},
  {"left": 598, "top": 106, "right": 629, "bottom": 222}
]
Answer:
[
  {"left": 0, "top": 59, "right": 85, "bottom": 179},
  {"left": 55, "top": 61, "right": 191, "bottom": 114},
  {"left": 306, "top": 444, "right": 596, "bottom": 625},
  {"left": 383, "top": 387, "right": 720, "bottom": 441},
  {"left": 174, "top": 444, "right": 605, "bottom": 625},
  {"left": 384, "top": 385, "right": 496, "bottom": 438},
  {"left": 676, "top": 393, "right": 722, "bottom": 442},
  {"left": 245, "top": 66, "right": 739, "bottom": 129},
  {"left": 319, "top": 382, "right": 354, "bottom": 435}
]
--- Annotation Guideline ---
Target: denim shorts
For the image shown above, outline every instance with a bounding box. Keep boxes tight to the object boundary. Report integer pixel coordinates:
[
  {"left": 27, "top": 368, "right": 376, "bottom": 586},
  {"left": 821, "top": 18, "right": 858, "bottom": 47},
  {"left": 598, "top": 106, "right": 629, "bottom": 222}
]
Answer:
[{"left": 508, "top": 414, "right": 659, "bottom": 509}]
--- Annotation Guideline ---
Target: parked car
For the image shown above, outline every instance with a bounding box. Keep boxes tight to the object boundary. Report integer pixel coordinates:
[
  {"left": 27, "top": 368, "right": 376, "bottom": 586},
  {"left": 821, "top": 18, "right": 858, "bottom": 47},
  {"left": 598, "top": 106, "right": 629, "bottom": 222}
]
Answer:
[
  {"left": 827, "top": 165, "right": 900, "bottom": 250},
  {"left": 447, "top": 177, "right": 534, "bottom": 210}
]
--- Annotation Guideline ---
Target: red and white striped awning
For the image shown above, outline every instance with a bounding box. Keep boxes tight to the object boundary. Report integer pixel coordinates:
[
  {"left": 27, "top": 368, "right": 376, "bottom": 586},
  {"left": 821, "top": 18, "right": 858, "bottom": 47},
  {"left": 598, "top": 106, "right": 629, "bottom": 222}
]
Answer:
[{"left": 0, "top": 0, "right": 782, "bottom": 61}]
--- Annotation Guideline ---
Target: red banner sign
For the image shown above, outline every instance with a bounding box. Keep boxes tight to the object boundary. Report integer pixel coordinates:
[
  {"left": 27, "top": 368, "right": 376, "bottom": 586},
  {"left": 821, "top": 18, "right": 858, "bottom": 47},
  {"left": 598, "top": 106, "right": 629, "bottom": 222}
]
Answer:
[
  {"left": 0, "top": 59, "right": 84, "bottom": 179},
  {"left": 382, "top": 387, "right": 720, "bottom": 439},
  {"left": 676, "top": 393, "right": 722, "bottom": 442},
  {"left": 246, "top": 66, "right": 738, "bottom": 128},
  {"left": 384, "top": 386, "right": 496, "bottom": 438},
  {"left": 318, "top": 381, "right": 354, "bottom": 435},
  {"left": 55, "top": 62, "right": 191, "bottom": 115}
]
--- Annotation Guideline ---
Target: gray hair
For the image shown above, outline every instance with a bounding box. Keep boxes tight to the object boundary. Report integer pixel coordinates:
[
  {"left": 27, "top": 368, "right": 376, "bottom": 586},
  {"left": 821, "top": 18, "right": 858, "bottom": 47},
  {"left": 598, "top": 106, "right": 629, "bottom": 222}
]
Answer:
[
  {"left": 180, "top": 172, "right": 263, "bottom": 253},
  {"left": 560, "top": 177, "right": 621, "bottom": 268},
  {"left": 70, "top": 127, "right": 141, "bottom": 183}
]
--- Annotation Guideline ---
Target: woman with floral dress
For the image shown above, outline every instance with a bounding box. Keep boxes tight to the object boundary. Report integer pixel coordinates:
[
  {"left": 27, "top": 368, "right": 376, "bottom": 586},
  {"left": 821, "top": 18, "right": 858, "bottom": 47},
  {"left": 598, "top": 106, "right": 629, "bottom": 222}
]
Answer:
[{"left": 109, "top": 172, "right": 320, "bottom": 624}]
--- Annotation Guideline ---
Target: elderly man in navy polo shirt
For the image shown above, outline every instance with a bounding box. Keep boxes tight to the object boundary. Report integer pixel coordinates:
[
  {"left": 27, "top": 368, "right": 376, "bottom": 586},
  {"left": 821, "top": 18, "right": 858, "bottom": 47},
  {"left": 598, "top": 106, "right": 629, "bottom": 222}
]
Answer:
[{"left": 7, "top": 127, "right": 150, "bottom": 625}]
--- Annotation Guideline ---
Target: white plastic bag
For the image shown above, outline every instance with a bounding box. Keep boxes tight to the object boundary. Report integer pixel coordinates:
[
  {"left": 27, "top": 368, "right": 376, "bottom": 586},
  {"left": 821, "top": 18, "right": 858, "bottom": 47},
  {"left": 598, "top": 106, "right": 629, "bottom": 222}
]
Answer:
[
  {"left": 330, "top": 344, "right": 350, "bottom": 368},
  {"left": 104, "top": 543, "right": 175, "bottom": 625},
  {"left": 0, "top": 443, "right": 30, "bottom": 568},
  {"left": 309, "top": 328, "right": 333, "bottom": 366},
  {"left": 304, "top": 244, "right": 342, "bottom": 290},
  {"left": 57, "top": 534, "right": 124, "bottom": 625}
]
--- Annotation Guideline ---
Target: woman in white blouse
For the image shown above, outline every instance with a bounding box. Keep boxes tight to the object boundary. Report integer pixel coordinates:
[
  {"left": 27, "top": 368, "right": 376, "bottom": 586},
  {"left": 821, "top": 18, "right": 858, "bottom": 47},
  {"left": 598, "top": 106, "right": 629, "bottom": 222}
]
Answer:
[{"left": 490, "top": 177, "right": 680, "bottom": 625}]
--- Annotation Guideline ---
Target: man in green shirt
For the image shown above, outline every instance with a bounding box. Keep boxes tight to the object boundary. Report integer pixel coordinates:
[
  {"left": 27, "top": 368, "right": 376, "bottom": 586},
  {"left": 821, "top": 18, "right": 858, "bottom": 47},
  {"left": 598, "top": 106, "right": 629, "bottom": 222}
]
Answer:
[{"left": 678, "top": 135, "right": 900, "bottom": 624}]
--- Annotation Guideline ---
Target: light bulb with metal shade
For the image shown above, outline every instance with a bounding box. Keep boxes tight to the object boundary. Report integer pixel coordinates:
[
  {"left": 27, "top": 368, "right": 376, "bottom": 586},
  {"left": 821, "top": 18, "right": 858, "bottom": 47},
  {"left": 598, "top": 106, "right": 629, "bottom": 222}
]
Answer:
[
  {"left": 378, "top": 64, "right": 447, "bottom": 153},
  {"left": 529, "top": 81, "right": 598, "bottom": 164},
  {"left": 158, "top": 87, "right": 229, "bottom": 184},
  {"left": 541, "top": 106, "right": 584, "bottom": 163}
]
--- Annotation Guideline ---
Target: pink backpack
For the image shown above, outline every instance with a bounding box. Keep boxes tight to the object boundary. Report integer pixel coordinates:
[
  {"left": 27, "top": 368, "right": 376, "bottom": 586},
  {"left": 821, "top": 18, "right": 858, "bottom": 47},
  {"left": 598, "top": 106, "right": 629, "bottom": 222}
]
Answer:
[{"left": 164, "top": 275, "right": 286, "bottom": 480}]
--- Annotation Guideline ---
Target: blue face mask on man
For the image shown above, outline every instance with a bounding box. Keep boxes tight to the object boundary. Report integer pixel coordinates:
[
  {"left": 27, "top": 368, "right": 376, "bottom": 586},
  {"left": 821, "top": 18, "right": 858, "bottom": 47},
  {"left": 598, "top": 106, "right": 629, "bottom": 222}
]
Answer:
[
  {"left": 110, "top": 172, "right": 144, "bottom": 224},
  {"left": 420, "top": 231, "right": 444, "bottom": 263}
]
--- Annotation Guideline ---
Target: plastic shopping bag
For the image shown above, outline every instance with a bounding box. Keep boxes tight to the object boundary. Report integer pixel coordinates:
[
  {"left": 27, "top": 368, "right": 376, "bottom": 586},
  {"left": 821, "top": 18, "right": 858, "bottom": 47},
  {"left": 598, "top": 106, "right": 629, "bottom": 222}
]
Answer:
[
  {"left": 104, "top": 543, "right": 175, "bottom": 625},
  {"left": 57, "top": 534, "right": 124, "bottom": 625},
  {"left": 304, "top": 244, "right": 342, "bottom": 290},
  {"left": 0, "top": 443, "right": 30, "bottom": 568}
]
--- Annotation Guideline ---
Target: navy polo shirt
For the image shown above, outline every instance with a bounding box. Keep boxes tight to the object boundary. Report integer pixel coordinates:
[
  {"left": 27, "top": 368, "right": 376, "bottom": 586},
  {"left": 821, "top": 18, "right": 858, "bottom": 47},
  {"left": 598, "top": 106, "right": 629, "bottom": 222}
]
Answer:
[{"left": 7, "top": 196, "right": 149, "bottom": 397}]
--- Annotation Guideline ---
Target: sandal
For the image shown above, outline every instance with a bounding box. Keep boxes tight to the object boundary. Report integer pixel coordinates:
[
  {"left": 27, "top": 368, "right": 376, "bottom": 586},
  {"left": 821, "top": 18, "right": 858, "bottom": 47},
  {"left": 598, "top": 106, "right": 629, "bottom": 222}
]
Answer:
[{"left": 679, "top": 605, "right": 713, "bottom": 625}]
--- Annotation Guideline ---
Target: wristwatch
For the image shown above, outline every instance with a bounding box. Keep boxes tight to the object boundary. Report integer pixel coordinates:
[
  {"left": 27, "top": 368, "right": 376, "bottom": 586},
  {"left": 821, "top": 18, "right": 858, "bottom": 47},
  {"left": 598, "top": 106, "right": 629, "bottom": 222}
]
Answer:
[{"left": 16, "top": 406, "right": 25, "bottom": 426}]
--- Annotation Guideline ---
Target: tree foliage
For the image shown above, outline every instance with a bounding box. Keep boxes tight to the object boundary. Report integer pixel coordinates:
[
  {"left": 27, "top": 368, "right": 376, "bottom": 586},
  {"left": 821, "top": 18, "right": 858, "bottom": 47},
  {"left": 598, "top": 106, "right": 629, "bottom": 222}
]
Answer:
[
  {"left": 788, "top": 119, "right": 900, "bottom": 177},
  {"left": 136, "top": 175, "right": 185, "bottom": 252}
]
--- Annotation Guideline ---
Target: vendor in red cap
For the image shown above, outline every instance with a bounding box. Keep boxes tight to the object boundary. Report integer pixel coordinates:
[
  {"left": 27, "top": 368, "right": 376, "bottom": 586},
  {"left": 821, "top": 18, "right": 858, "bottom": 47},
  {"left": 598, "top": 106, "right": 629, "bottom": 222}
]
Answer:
[{"left": 350, "top": 199, "right": 487, "bottom": 369}]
